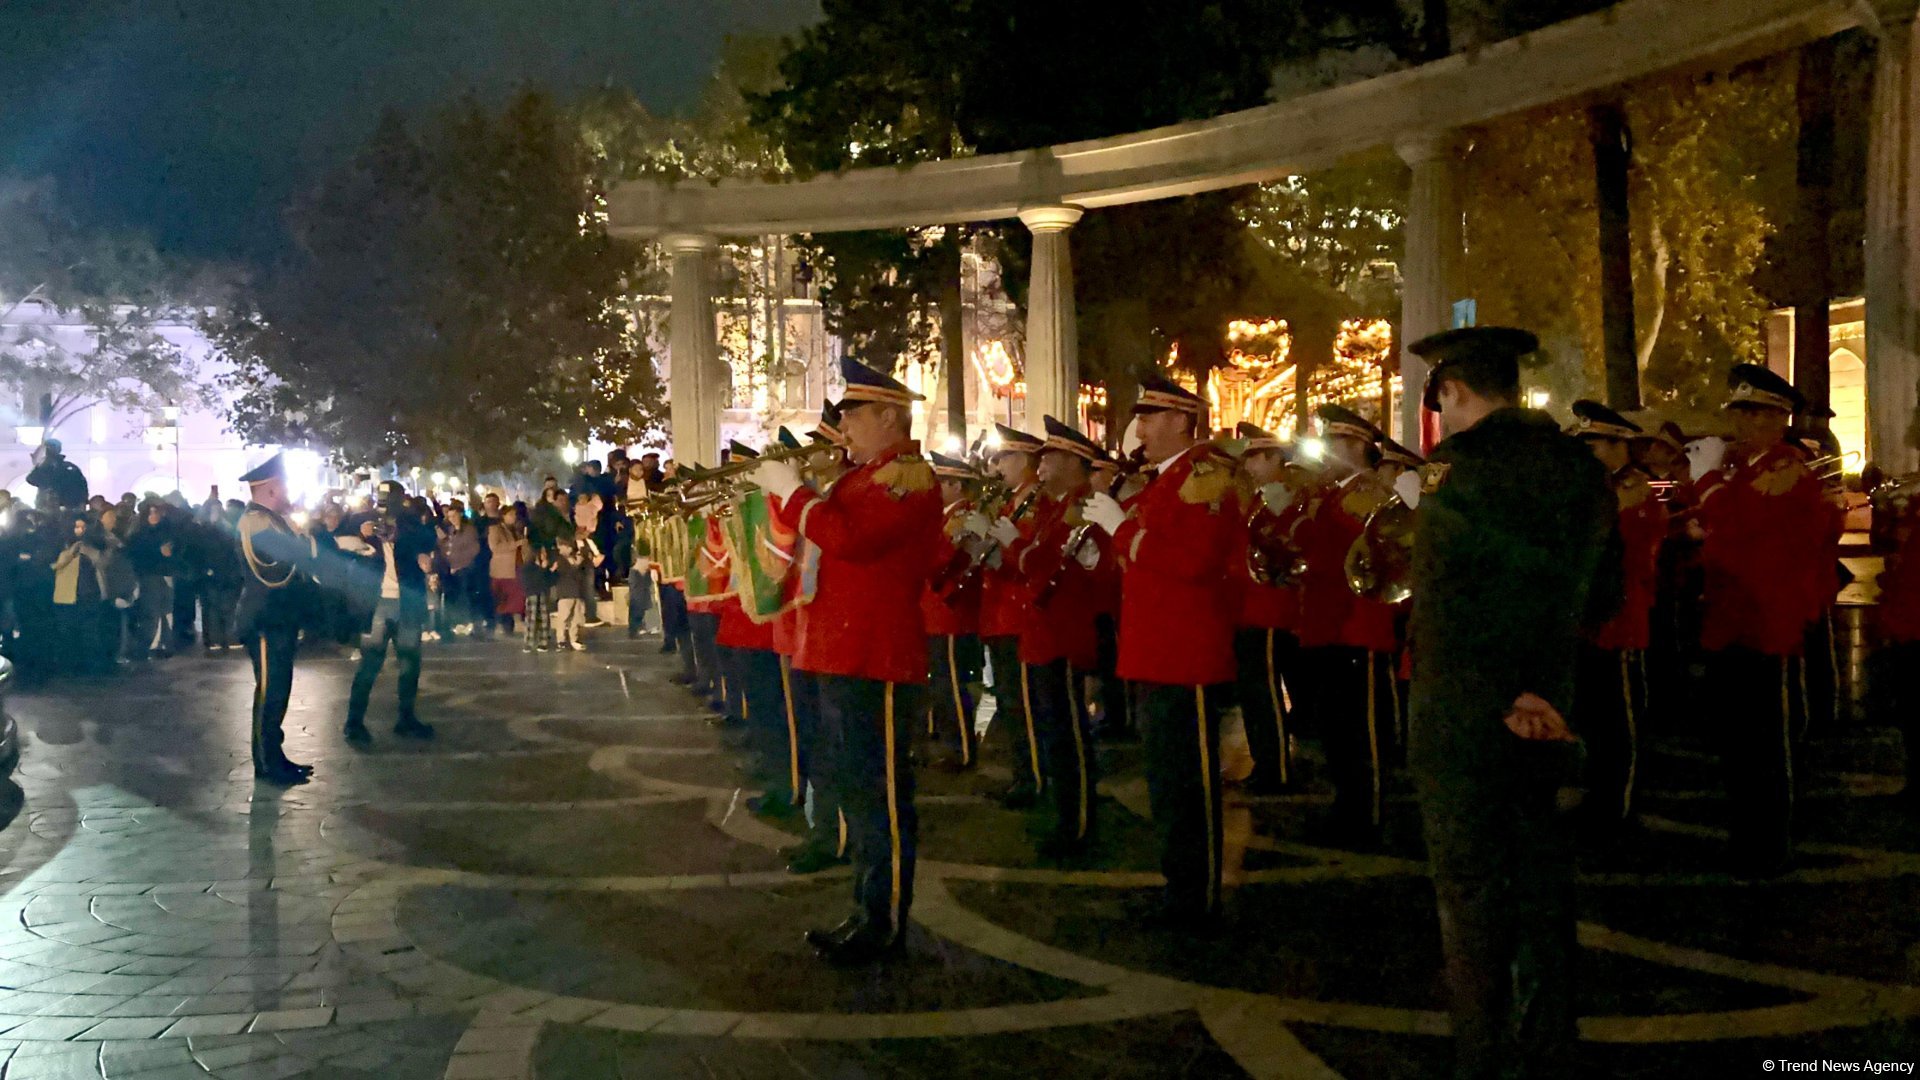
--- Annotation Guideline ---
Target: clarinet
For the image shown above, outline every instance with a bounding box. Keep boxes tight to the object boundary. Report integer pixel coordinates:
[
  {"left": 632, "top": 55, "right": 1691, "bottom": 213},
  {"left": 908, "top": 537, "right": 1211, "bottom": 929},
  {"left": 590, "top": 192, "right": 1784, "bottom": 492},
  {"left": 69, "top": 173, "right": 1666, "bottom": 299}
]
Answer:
[
  {"left": 932, "top": 484, "right": 1039, "bottom": 599},
  {"left": 1033, "top": 466, "right": 1136, "bottom": 609}
]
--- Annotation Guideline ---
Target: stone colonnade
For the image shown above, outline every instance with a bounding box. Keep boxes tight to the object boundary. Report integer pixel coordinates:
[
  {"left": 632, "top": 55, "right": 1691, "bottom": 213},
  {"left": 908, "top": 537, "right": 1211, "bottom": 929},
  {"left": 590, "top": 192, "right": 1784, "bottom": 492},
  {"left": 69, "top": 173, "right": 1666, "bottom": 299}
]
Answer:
[{"left": 655, "top": 2, "right": 1920, "bottom": 471}]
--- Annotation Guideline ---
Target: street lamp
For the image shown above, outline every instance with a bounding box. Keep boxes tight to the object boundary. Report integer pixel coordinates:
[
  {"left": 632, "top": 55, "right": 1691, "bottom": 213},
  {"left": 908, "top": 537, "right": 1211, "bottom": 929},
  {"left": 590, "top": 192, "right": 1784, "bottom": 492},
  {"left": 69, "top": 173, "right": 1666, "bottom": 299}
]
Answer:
[
  {"left": 1526, "top": 389, "right": 1551, "bottom": 409},
  {"left": 15, "top": 426, "right": 42, "bottom": 447},
  {"left": 561, "top": 443, "right": 583, "bottom": 466}
]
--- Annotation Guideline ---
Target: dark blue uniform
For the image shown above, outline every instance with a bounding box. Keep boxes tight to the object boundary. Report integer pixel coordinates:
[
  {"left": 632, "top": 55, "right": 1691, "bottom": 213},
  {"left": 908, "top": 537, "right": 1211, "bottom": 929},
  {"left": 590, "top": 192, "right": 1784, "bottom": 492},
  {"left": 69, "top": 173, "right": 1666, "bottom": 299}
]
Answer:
[{"left": 236, "top": 503, "right": 318, "bottom": 779}]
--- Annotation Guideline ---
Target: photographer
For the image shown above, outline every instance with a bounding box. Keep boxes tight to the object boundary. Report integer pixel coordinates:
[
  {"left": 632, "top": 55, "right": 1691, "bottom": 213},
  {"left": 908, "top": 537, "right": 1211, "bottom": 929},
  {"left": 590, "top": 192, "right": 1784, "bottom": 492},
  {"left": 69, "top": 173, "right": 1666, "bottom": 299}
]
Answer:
[{"left": 342, "top": 481, "right": 437, "bottom": 745}]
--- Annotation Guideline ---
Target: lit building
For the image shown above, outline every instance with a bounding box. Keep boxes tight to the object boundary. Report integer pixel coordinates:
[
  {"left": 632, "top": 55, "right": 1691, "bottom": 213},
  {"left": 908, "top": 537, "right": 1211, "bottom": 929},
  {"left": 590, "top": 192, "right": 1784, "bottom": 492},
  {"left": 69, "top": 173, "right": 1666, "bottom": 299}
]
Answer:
[{"left": 0, "top": 300, "right": 257, "bottom": 503}]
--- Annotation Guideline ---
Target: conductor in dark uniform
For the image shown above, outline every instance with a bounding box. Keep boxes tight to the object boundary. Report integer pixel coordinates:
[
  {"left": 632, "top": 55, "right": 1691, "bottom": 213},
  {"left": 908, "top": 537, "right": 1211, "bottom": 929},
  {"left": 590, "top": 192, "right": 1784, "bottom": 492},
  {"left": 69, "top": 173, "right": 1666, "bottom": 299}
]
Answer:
[
  {"left": 235, "top": 454, "right": 319, "bottom": 785},
  {"left": 1404, "top": 328, "right": 1618, "bottom": 1079}
]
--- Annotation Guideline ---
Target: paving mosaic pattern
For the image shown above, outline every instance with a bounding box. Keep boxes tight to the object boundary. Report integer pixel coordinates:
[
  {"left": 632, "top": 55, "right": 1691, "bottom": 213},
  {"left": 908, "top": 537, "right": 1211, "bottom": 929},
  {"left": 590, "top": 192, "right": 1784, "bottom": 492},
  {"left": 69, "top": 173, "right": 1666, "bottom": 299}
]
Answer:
[{"left": 0, "top": 636, "right": 1910, "bottom": 1077}]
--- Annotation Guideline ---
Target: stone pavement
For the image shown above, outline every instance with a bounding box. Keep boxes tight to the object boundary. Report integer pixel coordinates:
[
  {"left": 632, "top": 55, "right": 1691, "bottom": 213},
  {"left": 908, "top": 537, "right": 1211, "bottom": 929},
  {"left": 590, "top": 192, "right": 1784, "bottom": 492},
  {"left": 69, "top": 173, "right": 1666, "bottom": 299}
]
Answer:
[{"left": 0, "top": 634, "right": 1913, "bottom": 1078}]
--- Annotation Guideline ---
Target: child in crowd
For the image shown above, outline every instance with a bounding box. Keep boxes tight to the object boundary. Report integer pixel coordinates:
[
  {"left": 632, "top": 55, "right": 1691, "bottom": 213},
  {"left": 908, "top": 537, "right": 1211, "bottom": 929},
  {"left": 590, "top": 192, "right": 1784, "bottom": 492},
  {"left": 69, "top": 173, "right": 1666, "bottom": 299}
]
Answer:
[
  {"left": 552, "top": 536, "right": 592, "bottom": 652},
  {"left": 626, "top": 533, "right": 655, "bottom": 638}
]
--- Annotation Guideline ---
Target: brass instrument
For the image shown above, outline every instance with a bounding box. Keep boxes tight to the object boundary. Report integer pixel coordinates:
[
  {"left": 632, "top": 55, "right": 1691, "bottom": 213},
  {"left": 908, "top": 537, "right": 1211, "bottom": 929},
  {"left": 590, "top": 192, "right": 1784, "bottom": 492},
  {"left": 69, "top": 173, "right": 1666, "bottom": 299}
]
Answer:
[
  {"left": 1344, "top": 491, "right": 1416, "bottom": 605},
  {"left": 1035, "top": 460, "right": 1145, "bottom": 608},
  {"left": 684, "top": 441, "right": 844, "bottom": 488},
  {"left": 1245, "top": 464, "right": 1313, "bottom": 588},
  {"left": 931, "top": 482, "right": 1041, "bottom": 598}
]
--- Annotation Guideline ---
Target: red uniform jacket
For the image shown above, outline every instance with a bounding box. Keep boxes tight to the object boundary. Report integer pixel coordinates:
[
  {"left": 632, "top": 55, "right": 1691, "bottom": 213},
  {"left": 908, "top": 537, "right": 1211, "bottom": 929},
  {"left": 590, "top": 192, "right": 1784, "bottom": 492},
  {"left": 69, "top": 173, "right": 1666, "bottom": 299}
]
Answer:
[
  {"left": 1008, "top": 484, "right": 1117, "bottom": 669},
  {"left": 777, "top": 440, "right": 943, "bottom": 684},
  {"left": 1239, "top": 488, "right": 1302, "bottom": 633},
  {"left": 1588, "top": 469, "right": 1670, "bottom": 651},
  {"left": 1294, "top": 473, "right": 1397, "bottom": 653},
  {"left": 922, "top": 499, "right": 982, "bottom": 638},
  {"left": 978, "top": 482, "right": 1041, "bottom": 639},
  {"left": 1692, "top": 443, "right": 1829, "bottom": 656},
  {"left": 1112, "top": 444, "right": 1246, "bottom": 686}
]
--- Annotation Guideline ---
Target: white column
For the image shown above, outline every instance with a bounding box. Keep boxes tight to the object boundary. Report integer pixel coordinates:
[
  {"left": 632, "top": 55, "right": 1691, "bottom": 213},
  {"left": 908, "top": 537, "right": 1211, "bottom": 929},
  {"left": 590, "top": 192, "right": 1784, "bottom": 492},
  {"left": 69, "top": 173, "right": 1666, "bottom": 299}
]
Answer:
[
  {"left": 1395, "top": 132, "right": 1464, "bottom": 445},
  {"left": 1867, "top": 10, "right": 1920, "bottom": 474},
  {"left": 1019, "top": 205, "right": 1084, "bottom": 428},
  {"left": 664, "top": 233, "right": 721, "bottom": 467}
]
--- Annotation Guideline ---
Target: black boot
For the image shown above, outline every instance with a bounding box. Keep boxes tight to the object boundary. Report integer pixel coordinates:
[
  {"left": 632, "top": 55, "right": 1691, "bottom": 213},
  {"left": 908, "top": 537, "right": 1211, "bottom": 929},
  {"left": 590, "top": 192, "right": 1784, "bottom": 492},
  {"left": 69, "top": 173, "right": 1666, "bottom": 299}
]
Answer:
[
  {"left": 343, "top": 721, "right": 373, "bottom": 746},
  {"left": 394, "top": 716, "right": 435, "bottom": 739}
]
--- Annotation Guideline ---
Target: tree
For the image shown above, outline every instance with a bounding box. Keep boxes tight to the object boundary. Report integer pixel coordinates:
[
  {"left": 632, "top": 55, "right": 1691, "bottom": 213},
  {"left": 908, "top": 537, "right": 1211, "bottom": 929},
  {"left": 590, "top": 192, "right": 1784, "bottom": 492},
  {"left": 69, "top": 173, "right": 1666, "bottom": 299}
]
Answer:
[
  {"left": 210, "top": 92, "right": 662, "bottom": 476},
  {"left": 0, "top": 178, "right": 205, "bottom": 438},
  {"left": 750, "top": 2, "right": 979, "bottom": 436},
  {"left": 1460, "top": 64, "right": 1791, "bottom": 410}
]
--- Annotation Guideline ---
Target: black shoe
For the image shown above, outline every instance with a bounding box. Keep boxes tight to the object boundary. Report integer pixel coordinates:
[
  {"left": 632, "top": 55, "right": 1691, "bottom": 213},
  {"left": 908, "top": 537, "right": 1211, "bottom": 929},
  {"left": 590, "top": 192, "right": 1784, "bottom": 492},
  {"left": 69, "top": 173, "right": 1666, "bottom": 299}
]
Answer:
[
  {"left": 668, "top": 673, "right": 692, "bottom": 686},
  {"left": 344, "top": 722, "right": 372, "bottom": 746},
  {"left": 393, "top": 717, "right": 435, "bottom": 740},
  {"left": 747, "top": 794, "right": 799, "bottom": 820},
  {"left": 785, "top": 844, "right": 849, "bottom": 875},
  {"left": 803, "top": 915, "right": 867, "bottom": 951},
  {"left": 660, "top": 642, "right": 677, "bottom": 654},
  {"left": 255, "top": 764, "right": 309, "bottom": 786},
  {"left": 1239, "top": 773, "right": 1295, "bottom": 796},
  {"left": 279, "top": 756, "right": 314, "bottom": 775},
  {"left": 997, "top": 787, "right": 1038, "bottom": 811},
  {"left": 816, "top": 921, "right": 903, "bottom": 966}
]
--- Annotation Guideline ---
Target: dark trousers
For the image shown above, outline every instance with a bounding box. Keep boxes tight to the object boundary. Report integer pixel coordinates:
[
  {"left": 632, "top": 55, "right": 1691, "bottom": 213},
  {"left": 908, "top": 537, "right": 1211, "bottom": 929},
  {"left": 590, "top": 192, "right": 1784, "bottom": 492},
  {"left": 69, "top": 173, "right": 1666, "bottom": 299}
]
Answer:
[
  {"left": 1870, "top": 640, "right": 1920, "bottom": 792},
  {"left": 244, "top": 626, "right": 300, "bottom": 771},
  {"left": 171, "top": 577, "right": 198, "bottom": 647},
  {"left": 817, "top": 673, "right": 922, "bottom": 939},
  {"left": 719, "top": 645, "right": 746, "bottom": 721},
  {"left": 731, "top": 646, "right": 786, "bottom": 787},
  {"left": 1234, "top": 627, "right": 1297, "bottom": 787},
  {"left": 1093, "top": 614, "right": 1130, "bottom": 736},
  {"left": 626, "top": 576, "right": 654, "bottom": 635},
  {"left": 447, "top": 566, "right": 486, "bottom": 629},
  {"left": 1305, "top": 645, "right": 1395, "bottom": 837},
  {"left": 1028, "top": 659, "right": 1098, "bottom": 844},
  {"left": 1420, "top": 769, "right": 1577, "bottom": 1080},
  {"left": 690, "top": 611, "right": 722, "bottom": 701},
  {"left": 1798, "top": 612, "right": 1839, "bottom": 736},
  {"left": 200, "top": 584, "right": 238, "bottom": 649},
  {"left": 1133, "top": 680, "right": 1229, "bottom": 917},
  {"left": 660, "top": 581, "right": 688, "bottom": 639},
  {"left": 1574, "top": 644, "right": 1645, "bottom": 827},
  {"left": 348, "top": 602, "right": 422, "bottom": 729},
  {"left": 1704, "top": 646, "right": 1797, "bottom": 871},
  {"left": 926, "top": 634, "right": 981, "bottom": 767},
  {"left": 986, "top": 635, "right": 1042, "bottom": 796},
  {"left": 788, "top": 665, "right": 844, "bottom": 854}
]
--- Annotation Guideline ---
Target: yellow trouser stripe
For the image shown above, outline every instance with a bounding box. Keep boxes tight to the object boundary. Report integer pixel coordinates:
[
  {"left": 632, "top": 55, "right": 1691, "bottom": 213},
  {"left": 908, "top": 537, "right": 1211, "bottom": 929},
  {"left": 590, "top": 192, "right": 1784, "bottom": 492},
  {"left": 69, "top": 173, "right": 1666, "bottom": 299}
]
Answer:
[
  {"left": 1196, "top": 685, "right": 1217, "bottom": 910},
  {"left": 837, "top": 809, "right": 848, "bottom": 857},
  {"left": 1067, "top": 669, "right": 1089, "bottom": 839},
  {"left": 780, "top": 657, "right": 801, "bottom": 799},
  {"left": 1781, "top": 658, "right": 1795, "bottom": 817},
  {"left": 1365, "top": 653, "right": 1381, "bottom": 827},
  {"left": 948, "top": 637, "right": 971, "bottom": 765},
  {"left": 1620, "top": 650, "right": 1638, "bottom": 819},
  {"left": 883, "top": 682, "right": 904, "bottom": 939},
  {"left": 1265, "top": 629, "right": 1287, "bottom": 784},
  {"left": 1019, "top": 663, "right": 1043, "bottom": 789}
]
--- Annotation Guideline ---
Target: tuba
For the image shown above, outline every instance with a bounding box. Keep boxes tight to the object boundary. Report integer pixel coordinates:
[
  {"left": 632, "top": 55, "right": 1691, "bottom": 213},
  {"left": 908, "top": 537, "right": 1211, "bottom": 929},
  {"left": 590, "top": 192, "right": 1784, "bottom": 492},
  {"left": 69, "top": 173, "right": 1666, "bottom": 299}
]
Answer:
[
  {"left": 1344, "top": 492, "right": 1416, "bottom": 604},
  {"left": 1244, "top": 465, "right": 1312, "bottom": 587}
]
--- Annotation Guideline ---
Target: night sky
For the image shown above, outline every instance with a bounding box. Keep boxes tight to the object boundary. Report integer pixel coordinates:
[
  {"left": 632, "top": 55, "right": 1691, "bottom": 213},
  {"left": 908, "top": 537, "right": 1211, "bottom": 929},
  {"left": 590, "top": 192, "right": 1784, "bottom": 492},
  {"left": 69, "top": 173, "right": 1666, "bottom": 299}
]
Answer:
[{"left": 0, "top": 0, "right": 819, "bottom": 261}]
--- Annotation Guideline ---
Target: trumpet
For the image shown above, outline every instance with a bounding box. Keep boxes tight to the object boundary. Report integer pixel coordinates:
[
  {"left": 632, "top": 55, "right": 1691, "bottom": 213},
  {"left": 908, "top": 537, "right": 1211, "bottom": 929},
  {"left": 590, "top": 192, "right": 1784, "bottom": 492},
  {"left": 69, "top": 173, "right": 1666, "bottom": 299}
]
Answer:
[{"left": 682, "top": 440, "right": 846, "bottom": 489}]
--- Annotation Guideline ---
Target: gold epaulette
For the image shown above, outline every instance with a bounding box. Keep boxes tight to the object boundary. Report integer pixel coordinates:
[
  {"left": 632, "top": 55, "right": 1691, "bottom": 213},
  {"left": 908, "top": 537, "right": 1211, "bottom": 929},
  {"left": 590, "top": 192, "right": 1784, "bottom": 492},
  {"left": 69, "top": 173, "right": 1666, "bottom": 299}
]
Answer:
[
  {"left": 1752, "top": 454, "right": 1810, "bottom": 497},
  {"left": 1418, "top": 462, "right": 1452, "bottom": 495},
  {"left": 1616, "top": 470, "right": 1653, "bottom": 511},
  {"left": 1178, "top": 449, "right": 1235, "bottom": 508},
  {"left": 874, "top": 454, "right": 936, "bottom": 498}
]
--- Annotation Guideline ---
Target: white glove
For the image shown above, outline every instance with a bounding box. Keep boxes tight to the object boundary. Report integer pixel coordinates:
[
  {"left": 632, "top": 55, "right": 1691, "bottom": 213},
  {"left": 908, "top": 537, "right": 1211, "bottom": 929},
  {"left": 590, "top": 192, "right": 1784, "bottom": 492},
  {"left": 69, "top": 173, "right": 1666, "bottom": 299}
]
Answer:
[
  {"left": 755, "top": 458, "right": 802, "bottom": 501},
  {"left": 961, "top": 512, "right": 991, "bottom": 537},
  {"left": 1392, "top": 469, "right": 1423, "bottom": 511},
  {"left": 1074, "top": 541, "right": 1102, "bottom": 570},
  {"left": 1257, "top": 482, "right": 1294, "bottom": 514},
  {"left": 987, "top": 517, "right": 1019, "bottom": 545},
  {"left": 1081, "top": 492, "right": 1127, "bottom": 535},
  {"left": 1685, "top": 436, "right": 1727, "bottom": 483}
]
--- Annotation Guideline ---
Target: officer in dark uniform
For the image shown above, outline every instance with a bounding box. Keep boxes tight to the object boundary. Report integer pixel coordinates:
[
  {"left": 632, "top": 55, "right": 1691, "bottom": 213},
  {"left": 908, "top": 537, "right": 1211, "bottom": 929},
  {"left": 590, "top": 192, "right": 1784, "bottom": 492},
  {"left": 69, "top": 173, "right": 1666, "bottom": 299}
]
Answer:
[
  {"left": 235, "top": 454, "right": 320, "bottom": 785},
  {"left": 1404, "top": 327, "right": 1617, "bottom": 1079},
  {"left": 344, "top": 481, "right": 437, "bottom": 744}
]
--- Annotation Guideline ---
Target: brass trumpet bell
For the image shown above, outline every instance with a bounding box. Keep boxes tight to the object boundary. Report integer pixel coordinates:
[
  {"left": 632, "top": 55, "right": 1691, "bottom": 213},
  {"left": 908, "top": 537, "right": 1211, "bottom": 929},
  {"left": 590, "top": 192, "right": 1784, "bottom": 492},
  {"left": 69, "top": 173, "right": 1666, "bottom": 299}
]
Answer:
[{"left": 1344, "top": 496, "right": 1416, "bottom": 604}]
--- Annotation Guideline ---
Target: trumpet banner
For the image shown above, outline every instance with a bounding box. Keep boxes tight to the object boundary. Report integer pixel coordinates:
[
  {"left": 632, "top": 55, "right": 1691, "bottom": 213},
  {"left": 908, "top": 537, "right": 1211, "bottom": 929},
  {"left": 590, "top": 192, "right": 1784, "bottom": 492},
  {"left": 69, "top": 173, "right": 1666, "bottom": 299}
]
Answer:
[{"left": 724, "top": 491, "right": 791, "bottom": 620}]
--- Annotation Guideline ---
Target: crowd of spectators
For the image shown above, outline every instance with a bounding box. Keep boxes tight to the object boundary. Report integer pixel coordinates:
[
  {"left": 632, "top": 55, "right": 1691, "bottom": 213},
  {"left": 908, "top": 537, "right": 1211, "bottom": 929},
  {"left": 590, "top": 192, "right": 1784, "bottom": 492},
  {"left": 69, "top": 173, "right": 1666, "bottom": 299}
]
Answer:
[{"left": 0, "top": 443, "right": 669, "bottom": 686}]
